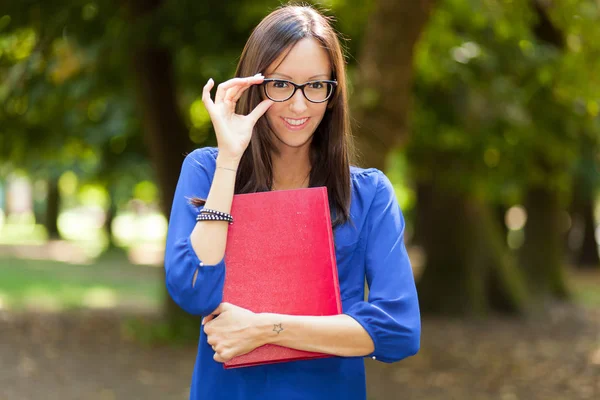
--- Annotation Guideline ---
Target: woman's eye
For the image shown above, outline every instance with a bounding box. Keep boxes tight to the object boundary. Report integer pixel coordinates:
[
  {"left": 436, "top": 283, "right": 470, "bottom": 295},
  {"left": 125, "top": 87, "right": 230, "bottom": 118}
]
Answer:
[
  {"left": 310, "top": 82, "right": 324, "bottom": 89},
  {"left": 273, "top": 81, "right": 288, "bottom": 88}
]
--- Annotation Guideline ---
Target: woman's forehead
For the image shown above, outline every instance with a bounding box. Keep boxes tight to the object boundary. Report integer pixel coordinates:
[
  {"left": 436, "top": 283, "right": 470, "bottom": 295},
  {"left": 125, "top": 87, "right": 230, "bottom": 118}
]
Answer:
[{"left": 265, "top": 38, "right": 331, "bottom": 80}]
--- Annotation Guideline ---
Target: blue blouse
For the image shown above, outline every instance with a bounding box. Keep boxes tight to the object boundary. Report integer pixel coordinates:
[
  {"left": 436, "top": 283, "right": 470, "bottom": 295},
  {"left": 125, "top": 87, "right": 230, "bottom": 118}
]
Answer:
[{"left": 164, "top": 147, "right": 421, "bottom": 400}]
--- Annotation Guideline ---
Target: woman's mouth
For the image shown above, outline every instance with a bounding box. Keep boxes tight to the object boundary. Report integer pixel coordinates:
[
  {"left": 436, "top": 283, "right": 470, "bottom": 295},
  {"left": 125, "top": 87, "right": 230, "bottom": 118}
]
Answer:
[{"left": 281, "top": 117, "right": 310, "bottom": 131}]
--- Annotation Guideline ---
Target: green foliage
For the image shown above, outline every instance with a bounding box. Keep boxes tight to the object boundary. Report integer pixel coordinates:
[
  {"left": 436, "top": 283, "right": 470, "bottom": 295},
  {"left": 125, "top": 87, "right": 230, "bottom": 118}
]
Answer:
[
  {"left": 4, "top": 0, "right": 598, "bottom": 214},
  {"left": 0, "top": 0, "right": 368, "bottom": 187},
  {"left": 408, "top": 0, "right": 600, "bottom": 204}
]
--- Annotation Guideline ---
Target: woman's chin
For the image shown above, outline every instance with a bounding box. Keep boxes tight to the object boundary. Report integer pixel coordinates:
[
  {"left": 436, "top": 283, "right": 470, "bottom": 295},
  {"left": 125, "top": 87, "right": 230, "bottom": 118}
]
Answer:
[{"left": 272, "top": 130, "right": 315, "bottom": 149}]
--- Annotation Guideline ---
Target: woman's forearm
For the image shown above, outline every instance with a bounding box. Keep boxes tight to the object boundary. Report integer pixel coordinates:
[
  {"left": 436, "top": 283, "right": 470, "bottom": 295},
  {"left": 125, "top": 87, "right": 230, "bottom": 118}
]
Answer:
[
  {"left": 190, "top": 155, "right": 239, "bottom": 266},
  {"left": 255, "top": 313, "right": 375, "bottom": 357}
]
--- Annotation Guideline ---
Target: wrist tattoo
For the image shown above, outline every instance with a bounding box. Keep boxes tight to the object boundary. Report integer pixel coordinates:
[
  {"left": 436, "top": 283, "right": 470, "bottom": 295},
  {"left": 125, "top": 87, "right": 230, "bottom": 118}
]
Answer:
[{"left": 273, "top": 323, "right": 284, "bottom": 334}]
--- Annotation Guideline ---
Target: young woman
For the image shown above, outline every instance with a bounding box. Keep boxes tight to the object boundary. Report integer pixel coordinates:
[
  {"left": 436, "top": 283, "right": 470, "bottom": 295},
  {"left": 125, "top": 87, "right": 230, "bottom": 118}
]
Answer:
[{"left": 164, "top": 4, "right": 420, "bottom": 399}]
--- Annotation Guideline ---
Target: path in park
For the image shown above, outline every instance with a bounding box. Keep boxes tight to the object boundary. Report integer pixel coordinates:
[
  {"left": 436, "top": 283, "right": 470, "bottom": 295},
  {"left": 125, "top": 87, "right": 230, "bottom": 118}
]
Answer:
[{"left": 1, "top": 301, "right": 599, "bottom": 400}]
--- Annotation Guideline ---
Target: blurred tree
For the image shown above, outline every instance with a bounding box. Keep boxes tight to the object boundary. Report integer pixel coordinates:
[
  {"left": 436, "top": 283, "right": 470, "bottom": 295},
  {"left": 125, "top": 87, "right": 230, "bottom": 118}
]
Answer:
[
  {"left": 545, "top": 0, "right": 600, "bottom": 272},
  {"left": 518, "top": 0, "right": 571, "bottom": 299},
  {"left": 0, "top": 0, "right": 150, "bottom": 241},
  {"left": 409, "top": 0, "right": 600, "bottom": 313},
  {"left": 45, "top": 176, "right": 60, "bottom": 238},
  {"left": 0, "top": 0, "right": 184, "bottom": 327},
  {"left": 351, "top": 0, "right": 436, "bottom": 170},
  {"left": 568, "top": 133, "right": 600, "bottom": 269}
]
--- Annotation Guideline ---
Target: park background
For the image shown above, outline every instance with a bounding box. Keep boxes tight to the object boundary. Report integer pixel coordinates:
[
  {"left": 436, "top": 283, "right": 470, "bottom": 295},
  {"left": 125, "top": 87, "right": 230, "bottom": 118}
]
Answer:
[{"left": 0, "top": 0, "right": 599, "bottom": 399}]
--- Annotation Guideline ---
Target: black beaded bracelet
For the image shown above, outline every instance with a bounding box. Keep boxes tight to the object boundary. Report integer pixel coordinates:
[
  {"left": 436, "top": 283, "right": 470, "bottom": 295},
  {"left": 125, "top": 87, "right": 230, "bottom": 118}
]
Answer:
[
  {"left": 196, "top": 208, "right": 233, "bottom": 224},
  {"left": 200, "top": 208, "right": 232, "bottom": 218},
  {"left": 196, "top": 214, "right": 233, "bottom": 224}
]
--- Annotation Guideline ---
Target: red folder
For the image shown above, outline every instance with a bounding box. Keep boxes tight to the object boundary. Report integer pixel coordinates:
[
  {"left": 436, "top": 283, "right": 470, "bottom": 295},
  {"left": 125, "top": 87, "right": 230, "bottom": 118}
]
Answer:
[{"left": 222, "top": 187, "right": 342, "bottom": 369}]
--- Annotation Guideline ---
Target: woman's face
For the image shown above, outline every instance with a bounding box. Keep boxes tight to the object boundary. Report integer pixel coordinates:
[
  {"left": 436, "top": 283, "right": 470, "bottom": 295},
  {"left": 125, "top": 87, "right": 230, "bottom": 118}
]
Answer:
[{"left": 262, "top": 37, "right": 332, "bottom": 151}]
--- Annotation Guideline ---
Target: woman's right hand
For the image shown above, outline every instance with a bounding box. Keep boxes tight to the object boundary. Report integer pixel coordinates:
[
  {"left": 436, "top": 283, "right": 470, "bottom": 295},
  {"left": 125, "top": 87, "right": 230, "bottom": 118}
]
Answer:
[{"left": 201, "top": 73, "right": 274, "bottom": 163}]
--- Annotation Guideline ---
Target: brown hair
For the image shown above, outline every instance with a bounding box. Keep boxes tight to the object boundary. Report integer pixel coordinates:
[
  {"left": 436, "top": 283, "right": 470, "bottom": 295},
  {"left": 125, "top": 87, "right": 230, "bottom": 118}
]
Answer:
[{"left": 195, "top": 3, "right": 354, "bottom": 228}]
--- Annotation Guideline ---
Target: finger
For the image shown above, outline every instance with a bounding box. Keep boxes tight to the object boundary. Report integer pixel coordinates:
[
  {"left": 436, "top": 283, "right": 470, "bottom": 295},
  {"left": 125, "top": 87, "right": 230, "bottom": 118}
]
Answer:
[
  {"left": 209, "top": 303, "right": 223, "bottom": 315},
  {"left": 226, "top": 75, "right": 265, "bottom": 104},
  {"left": 201, "top": 78, "right": 216, "bottom": 114},
  {"left": 224, "top": 87, "right": 238, "bottom": 103},
  {"left": 247, "top": 99, "right": 275, "bottom": 124},
  {"left": 223, "top": 86, "right": 241, "bottom": 108},
  {"left": 213, "top": 352, "right": 225, "bottom": 363},
  {"left": 216, "top": 74, "right": 263, "bottom": 104},
  {"left": 231, "top": 79, "right": 262, "bottom": 104},
  {"left": 213, "top": 301, "right": 232, "bottom": 315},
  {"left": 215, "top": 78, "right": 247, "bottom": 103},
  {"left": 202, "top": 314, "right": 216, "bottom": 325}
]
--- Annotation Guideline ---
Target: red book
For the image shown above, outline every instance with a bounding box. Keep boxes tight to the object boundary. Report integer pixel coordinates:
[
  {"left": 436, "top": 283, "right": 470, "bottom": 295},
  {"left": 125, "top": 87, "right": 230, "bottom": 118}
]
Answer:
[{"left": 222, "top": 187, "right": 342, "bottom": 369}]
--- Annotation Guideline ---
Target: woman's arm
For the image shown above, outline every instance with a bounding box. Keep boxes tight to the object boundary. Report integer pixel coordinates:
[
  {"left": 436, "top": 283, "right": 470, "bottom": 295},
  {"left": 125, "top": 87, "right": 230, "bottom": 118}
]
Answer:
[
  {"left": 191, "top": 74, "right": 271, "bottom": 266},
  {"left": 202, "top": 302, "right": 373, "bottom": 363},
  {"left": 256, "top": 312, "right": 374, "bottom": 357},
  {"left": 204, "top": 170, "right": 420, "bottom": 363},
  {"left": 163, "top": 150, "right": 234, "bottom": 316},
  {"left": 342, "top": 171, "right": 421, "bottom": 363},
  {"left": 164, "top": 75, "right": 273, "bottom": 316},
  {"left": 255, "top": 172, "right": 420, "bottom": 362},
  {"left": 189, "top": 153, "right": 239, "bottom": 266}
]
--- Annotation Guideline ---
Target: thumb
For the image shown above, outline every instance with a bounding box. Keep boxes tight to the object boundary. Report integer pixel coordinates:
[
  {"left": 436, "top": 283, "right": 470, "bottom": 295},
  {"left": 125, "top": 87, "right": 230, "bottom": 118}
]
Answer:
[{"left": 247, "top": 99, "right": 274, "bottom": 125}]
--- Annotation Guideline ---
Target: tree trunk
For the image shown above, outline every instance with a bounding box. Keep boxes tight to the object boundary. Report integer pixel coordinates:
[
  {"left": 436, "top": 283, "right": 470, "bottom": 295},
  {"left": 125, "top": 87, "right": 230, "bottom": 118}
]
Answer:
[
  {"left": 127, "top": 0, "right": 196, "bottom": 330},
  {"left": 575, "top": 195, "right": 599, "bottom": 269},
  {"left": 104, "top": 185, "right": 118, "bottom": 251},
  {"left": 416, "top": 182, "right": 527, "bottom": 315},
  {"left": 352, "top": 0, "right": 435, "bottom": 170},
  {"left": 514, "top": 2, "right": 572, "bottom": 297},
  {"left": 568, "top": 137, "right": 600, "bottom": 270},
  {"left": 410, "top": 182, "right": 432, "bottom": 247},
  {"left": 495, "top": 204, "right": 509, "bottom": 242},
  {"left": 519, "top": 187, "right": 570, "bottom": 299},
  {"left": 45, "top": 176, "right": 60, "bottom": 239}
]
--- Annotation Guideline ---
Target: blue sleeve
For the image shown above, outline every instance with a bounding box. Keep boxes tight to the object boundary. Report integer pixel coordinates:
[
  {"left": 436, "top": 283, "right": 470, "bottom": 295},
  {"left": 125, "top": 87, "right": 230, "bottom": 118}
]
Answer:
[
  {"left": 163, "top": 149, "right": 226, "bottom": 316},
  {"left": 344, "top": 170, "right": 421, "bottom": 363}
]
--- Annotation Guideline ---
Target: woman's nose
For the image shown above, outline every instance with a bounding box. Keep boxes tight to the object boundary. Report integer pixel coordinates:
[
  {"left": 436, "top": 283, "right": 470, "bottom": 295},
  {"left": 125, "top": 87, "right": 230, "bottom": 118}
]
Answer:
[{"left": 288, "top": 88, "right": 308, "bottom": 114}]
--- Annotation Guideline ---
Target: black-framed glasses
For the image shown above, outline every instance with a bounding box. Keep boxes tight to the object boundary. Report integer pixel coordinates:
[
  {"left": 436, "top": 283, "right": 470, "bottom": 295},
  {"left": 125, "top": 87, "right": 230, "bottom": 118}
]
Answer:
[{"left": 261, "top": 79, "right": 337, "bottom": 103}]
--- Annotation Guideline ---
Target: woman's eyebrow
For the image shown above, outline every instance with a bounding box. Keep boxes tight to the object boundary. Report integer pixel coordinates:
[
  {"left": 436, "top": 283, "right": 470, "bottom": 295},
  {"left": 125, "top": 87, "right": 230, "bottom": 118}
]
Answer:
[{"left": 269, "top": 72, "right": 330, "bottom": 80}]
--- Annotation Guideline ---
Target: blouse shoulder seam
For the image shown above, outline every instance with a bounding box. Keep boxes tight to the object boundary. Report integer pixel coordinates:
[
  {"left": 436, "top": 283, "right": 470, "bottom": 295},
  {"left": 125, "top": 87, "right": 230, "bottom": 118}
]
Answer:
[
  {"left": 185, "top": 147, "right": 217, "bottom": 173},
  {"left": 350, "top": 166, "right": 381, "bottom": 178}
]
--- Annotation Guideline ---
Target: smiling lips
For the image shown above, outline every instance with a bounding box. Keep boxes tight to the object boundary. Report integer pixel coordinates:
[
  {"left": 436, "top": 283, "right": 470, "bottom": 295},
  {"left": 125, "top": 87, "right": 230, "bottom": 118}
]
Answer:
[{"left": 282, "top": 117, "right": 310, "bottom": 130}]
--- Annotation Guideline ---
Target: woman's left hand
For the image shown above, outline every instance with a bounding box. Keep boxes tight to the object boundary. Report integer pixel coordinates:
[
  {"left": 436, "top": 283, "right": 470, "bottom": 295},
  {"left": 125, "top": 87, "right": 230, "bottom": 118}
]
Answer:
[{"left": 202, "top": 302, "right": 264, "bottom": 363}]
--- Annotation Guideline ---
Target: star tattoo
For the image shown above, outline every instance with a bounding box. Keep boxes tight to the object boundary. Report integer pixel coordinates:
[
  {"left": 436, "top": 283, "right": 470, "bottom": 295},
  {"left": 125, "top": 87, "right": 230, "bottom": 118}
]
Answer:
[{"left": 273, "top": 323, "right": 284, "bottom": 334}]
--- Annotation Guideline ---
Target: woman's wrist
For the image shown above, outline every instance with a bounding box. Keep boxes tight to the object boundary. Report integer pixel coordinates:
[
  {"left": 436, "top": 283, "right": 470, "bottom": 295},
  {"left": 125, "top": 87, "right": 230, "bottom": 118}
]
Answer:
[
  {"left": 216, "top": 153, "right": 241, "bottom": 171},
  {"left": 254, "top": 313, "right": 284, "bottom": 346}
]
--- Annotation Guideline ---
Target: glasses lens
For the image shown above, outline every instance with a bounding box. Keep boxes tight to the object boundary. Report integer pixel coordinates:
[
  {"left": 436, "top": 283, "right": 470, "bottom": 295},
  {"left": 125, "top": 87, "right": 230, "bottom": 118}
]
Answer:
[
  {"left": 304, "top": 81, "right": 334, "bottom": 102},
  {"left": 264, "top": 80, "right": 294, "bottom": 101}
]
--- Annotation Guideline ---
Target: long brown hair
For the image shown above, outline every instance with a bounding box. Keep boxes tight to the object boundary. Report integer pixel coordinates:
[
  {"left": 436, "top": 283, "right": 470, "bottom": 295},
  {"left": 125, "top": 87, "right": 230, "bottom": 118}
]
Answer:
[{"left": 198, "top": 3, "right": 354, "bottom": 228}]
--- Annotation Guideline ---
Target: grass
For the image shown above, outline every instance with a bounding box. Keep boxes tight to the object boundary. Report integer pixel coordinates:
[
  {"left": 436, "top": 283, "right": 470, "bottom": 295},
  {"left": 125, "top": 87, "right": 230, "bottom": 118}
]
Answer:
[
  {"left": 568, "top": 268, "right": 600, "bottom": 307},
  {"left": 0, "top": 251, "right": 163, "bottom": 312},
  {"left": 0, "top": 248, "right": 598, "bottom": 314}
]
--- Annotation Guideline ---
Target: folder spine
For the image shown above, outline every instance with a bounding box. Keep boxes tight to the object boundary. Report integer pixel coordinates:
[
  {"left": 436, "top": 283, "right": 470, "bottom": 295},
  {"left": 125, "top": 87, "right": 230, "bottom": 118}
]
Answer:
[{"left": 322, "top": 187, "right": 342, "bottom": 314}]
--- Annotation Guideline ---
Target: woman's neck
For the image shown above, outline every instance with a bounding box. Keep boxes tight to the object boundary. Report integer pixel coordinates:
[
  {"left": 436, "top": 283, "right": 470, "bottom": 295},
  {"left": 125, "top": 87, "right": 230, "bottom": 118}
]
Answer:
[{"left": 271, "top": 147, "right": 312, "bottom": 191}]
